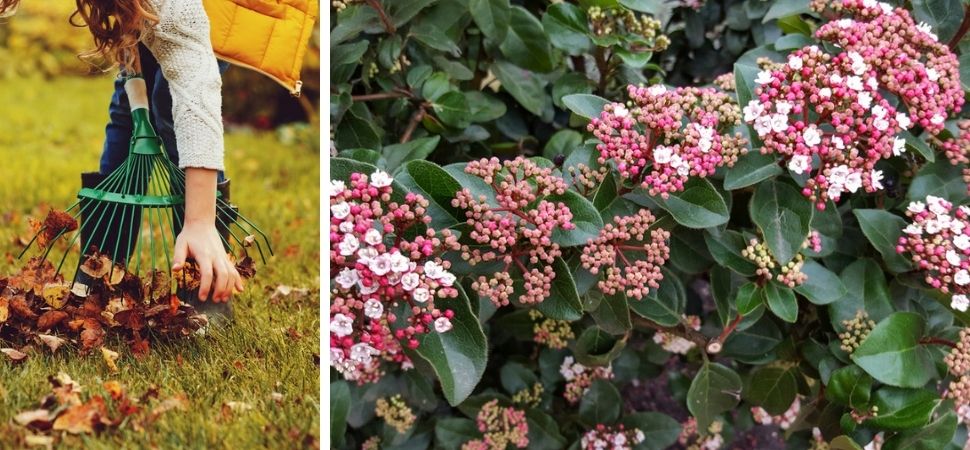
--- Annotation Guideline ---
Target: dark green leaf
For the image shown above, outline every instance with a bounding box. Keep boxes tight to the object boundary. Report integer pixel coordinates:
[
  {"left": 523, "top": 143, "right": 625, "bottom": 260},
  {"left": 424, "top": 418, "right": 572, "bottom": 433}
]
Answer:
[
  {"left": 654, "top": 178, "right": 730, "bottom": 229},
  {"left": 337, "top": 148, "right": 382, "bottom": 167},
  {"left": 332, "top": 40, "right": 369, "bottom": 65},
  {"left": 866, "top": 387, "right": 941, "bottom": 431},
  {"left": 335, "top": 104, "right": 382, "bottom": 150},
  {"left": 735, "top": 282, "right": 762, "bottom": 316},
  {"left": 883, "top": 409, "right": 957, "bottom": 450},
  {"left": 382, "top": 136, "right": 440, "bottom": 172},
  {"left": 687, "top": 362, "right": 743, "bottom": 431},
  {"left": 853, "top": 209, "right": 912, "bottom": 273},
  {"left": 435, "top": 418, "right": 481, "bottom": 448},
  {"left": 500, "top": 362, "right": 539, "bottom": 395},
  {"left": 465, "top": 91, "right": 508, "bottom": 123},
  {"left": 548, "top": 190, "right": 605, "bottom": 247},
  {"left": 906, "top": 159, "right": 970, "bottom": 205},
  {"left": 762, "top": 0, "right": 810, "bottom": 22},
  {"left": 621, "top": 412, "right": 681, "bottom": 450},
  {"left": 469, "top": 0, "right": 511, "bottom": 42},
  {"left": 591, "top": 291, "right": 633, "bottom": 335},
  {"left": 743, "top": 366, "right": 798, "bottom": 415},
  {"left": 543, "top": 3, "right": 591, "bottom": 54},
  {"left": 396, "top": 159, "right": 463, "bottom": 228},
  {"left": 704, "top": 230, "right": 758, "bottom": 277},
  {"left": 763, "top": 281, "right": 798, "bottom": 323},
  {"left": 826, "top": 365, "right": 872, "bottom": 409},
  {"left": 433, "top": 91, "right": 471, "bottom": 128},
  {"left": 525, "top": 409, "right": 568, "bottom": 450},
  {"left": 750, "top": 180, "right": 813, "bottom": 264},
  {"left": 415, "top": 285, "right": 489, "bottom": 405},
  {"left": 851, "top": 313, "right": 935, "bottom": 388},
  {"left": 537, "top": 257, "right": 585, "bottom": 321},
  {"left": 492, "top": 61, "right": 552, "bottom": 118},
  {"left": 723, "top": 152, "right": 782, "bottom": 190},
  {"left": 422, "top": 72, "right": 454, "bottom": 101},
  {"left": 561, "top": 94, "right": 610, "bottom": 120},
  {"left": 499, "top": 6, "right": 554, "bottom": 72},
  {"left": 330, "top": 381, "right": 351, "bottom": 448},
  {"left": 829, "top": 259, "right": 894, "bottom": 330},
  {"left": 572, "top": 327, "right": 626, "bottom": 366},
  {"left": 579, "top": 379, "right": 622, "bottom": 426},
  {"left": 631, "top": 267, "right": 686, "bottom": 326},
  {"left": 794, "top": 261, "right": 846, "bottom": 305},
  {"left": 903, "top": 131, "right": 935, "bottom": 162},
  {"left": 911, "top": 0, "right": 963, "bottom": 42}
]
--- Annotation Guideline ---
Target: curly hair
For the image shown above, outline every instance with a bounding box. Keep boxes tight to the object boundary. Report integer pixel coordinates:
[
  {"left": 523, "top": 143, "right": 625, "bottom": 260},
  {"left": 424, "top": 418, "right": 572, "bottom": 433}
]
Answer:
[{"left": 0, "top": 0, "right": 158, "bottom": 71}]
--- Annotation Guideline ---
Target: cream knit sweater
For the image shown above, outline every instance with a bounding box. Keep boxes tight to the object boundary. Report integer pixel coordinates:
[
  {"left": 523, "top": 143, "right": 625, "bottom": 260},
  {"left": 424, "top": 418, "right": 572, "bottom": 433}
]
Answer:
[{"left": 142, "top": 0, "right": 224, "bottom": 171}]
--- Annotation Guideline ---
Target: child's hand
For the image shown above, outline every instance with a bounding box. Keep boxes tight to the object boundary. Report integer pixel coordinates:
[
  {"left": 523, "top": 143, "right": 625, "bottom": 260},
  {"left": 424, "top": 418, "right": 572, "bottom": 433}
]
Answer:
[
  {"left": 172, "top": 222, "right": 242, "bottom": 302},
  {"left": 175, "top": 167, "right": 243, "bottom": 302}
]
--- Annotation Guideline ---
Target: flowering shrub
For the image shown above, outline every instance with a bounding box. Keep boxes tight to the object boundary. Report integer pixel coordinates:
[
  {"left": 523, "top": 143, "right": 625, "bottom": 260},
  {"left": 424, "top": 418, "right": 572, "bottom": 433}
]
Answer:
[{"left": 331, "top": 0, "right": 970, "bottom": 448}]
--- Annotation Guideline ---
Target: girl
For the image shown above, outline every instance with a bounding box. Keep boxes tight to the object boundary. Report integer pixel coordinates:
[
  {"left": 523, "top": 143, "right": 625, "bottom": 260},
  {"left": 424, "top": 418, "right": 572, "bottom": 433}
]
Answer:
[{"left": 0, "top": 0, "right": 244, "bottom": 309}]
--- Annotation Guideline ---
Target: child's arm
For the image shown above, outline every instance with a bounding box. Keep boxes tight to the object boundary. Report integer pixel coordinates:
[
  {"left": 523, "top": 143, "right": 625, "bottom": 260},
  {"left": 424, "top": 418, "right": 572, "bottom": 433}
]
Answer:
[{"left": 142, "top": 0, "right": 241, "bottom": 301}]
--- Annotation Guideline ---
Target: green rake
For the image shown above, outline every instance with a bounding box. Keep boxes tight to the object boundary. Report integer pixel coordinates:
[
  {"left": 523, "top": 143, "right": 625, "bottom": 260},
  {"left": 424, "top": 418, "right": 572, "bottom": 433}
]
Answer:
[{"left": 19, "top": 76, "right": 272, "bottom": 295}]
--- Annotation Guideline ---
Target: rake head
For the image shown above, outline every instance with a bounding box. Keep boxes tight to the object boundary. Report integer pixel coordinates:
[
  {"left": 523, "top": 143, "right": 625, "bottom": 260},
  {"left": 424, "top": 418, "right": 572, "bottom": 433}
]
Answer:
[{"left": 19, "top": 76, "right": 272, "bottom": 294}]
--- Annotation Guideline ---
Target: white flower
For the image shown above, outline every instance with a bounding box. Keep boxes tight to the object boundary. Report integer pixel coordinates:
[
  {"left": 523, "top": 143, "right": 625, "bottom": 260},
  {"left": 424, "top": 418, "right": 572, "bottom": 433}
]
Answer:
[
  {"left": 401, "top": 272, "right": 420, "bottom": 291},
  {"left": 331, "top": 202, "right": 351, "bottom": 220},
  {"left": 788, "top": 55, "right": 803, "bottom": 70},
  {"left": 903, "top": 224, "right": 923, "bottom": 235},
  {"left": 893, "top": 137, "right": 906, "bottom": 156},
  {"left": 439, "top": 272, "right": 457, "bottom": 287},
  {"left": 802, "top": 126, "right": 822, "bottom": 147},
  {"left": 857, "top": 92, "right": 872, "bottom": 109},
  {"left": 330, "top": 180, "right": 346, "bottom": 197},
  {"left": 330, "top": 347, "right": 346, "bottom": 364},
  {"left": 696, "top": 125, "right": 714, "bottom": 153},
  {"left": 648, "top": 84, "right": 667, "bottom": 96},
  {"left": 424, "top": 261, "right": 446, "bottom": 279},
  {"left": 838, "top": 19, "right": 854, "bottom": 28},
  {"left": 832, "top": 136, "right": 845, "bottom": 149},
  {"left": 350, "top": 343, "right": 378, "bottom": 363},
  {"left": 878, "top": 2, "right": 892, "bottom": 14},
  {"left": 670, "top": 154, "right": 690, "bottom": 176},
  {"left": 867, "top": 76, "right": 879, "bottom": 90},
  {"left": 613, "top": 433, "right": 627, "bottom": 446},
  {"left": 830, "top": 74, "right": 843, "bottom": 85},
  {"left": 957, "top": 270, "right": 970, "bottom": 286},
  {"left": 873, "top": 117, "right": 890, "bottom": 131},
  {"left": 844, "top": 171, "right": 862, "bottom": 193},
  {"left": 926, "top": 68, "right": 940, "bottom": 82},
  {"left": 434, "top": 317, "right": 453, "bottom": 333},
  {"left": 612, "top": 103, "right": 629, "bottom": 118},
  {"left": 917, "top": 22, "right": 938, "bottom": 41},
  {"left": 339, "top": 235, "right": 360, "bottom": 256},
  {"left": 862, "top": 0, "right": 876, "bottom": 7},
  {"left": 389, "top": 252, "right": 411, "bottom": 273},
  {"left": 754, "top": 116, "right": 772, "bottom": 137},
  {"left": 743, "top": 100, "right": 764, "bottom": 123},
  {"left": 819, "top": 87, "right": 832, "bottom": 98},
  {"left": 896, "top": 113, "right": 911, "bottom": 129},
  {"left": 848, "top": 52, "right": 866, "bottom": 75},
  {"left": 369, "top": 170, "right": 393, "bottom": 188},
  {"left": 653, "top": 145, "right": 674, "bottom": 164},
  {"left": 927, "top": 195, "right": 949, "bottom": 214},
  {"left": 907, "top": 201, "right": 926, "bottom": 214},
  {"left": 331, "top": 313, "right": 354, "bottom": 337},
  {"left": 925, "top": 219, "right": 944, "bottom": 234},
  {"left": 871, "top": 104, "right": 887, "bottom": 118},
  {"left": 846, "top": 76, "right": 864, "bottom": 91},
  {"left": 770, "top": 114, "right": 789, "bottom": 133},
  {"left": 360, "top": 283, "right": 379, "bottom": 295},
  {"left": 412, "top": 288, "right": 431, "bottom": 303},
  {"left": 335, "top": 268, "right": 360, "bottom": 290},
  {"left": 776, "top": 101, "right": 793, "bottom": 115},
  {"left": 956, "top": 235, "right": 970, "bottom": 251},
  {"left": 931, "top": 114, "right": 945, "bottom": 125},
  {"left": 369, "top": 253, "right": 393, "bottom": 276},
  {"left": 953, "top": 294, "right": 970, "bottom": 312},
  {"left": 339, "top": 221, "right": 354, "bottom": 233},
  {"left": 364, "top": 229, "right": 383, "bottom": 246},
  {"left": 755, "top": 70, "right": 773, "bottom": 85},
  {"left": 948, "top": 249, "right": 963, "bottom": 266},
  {"left": 870, "top": 169, "right": 884, "bottom": 190},
  {"left": 363, "top": 299, "right": 384, "bottom": 319},
  {"left": 356, "top": 247, "right": 378, "bottom": 264},
  {"left": 788, "top": 154, "right": 812, "bottom": 174},
  {"left": 560, "top": 356, "right": 576, "bottom": 380}
]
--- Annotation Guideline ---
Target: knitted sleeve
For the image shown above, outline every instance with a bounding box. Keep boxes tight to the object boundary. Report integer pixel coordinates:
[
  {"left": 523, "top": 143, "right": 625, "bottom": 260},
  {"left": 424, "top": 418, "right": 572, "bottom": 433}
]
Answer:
[{"left": 141, "top": 0, "right": 225, "bottom": 171}]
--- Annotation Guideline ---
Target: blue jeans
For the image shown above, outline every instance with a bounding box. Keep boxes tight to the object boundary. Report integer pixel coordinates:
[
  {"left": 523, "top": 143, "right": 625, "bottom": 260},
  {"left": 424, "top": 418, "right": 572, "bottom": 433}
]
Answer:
[{"left": 101, "top": 44, "right": 228, "bottom": 181}]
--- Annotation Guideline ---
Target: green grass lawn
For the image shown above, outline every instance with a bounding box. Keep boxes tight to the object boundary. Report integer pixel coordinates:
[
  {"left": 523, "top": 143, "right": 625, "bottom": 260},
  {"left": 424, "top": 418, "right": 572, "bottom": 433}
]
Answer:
[{"left": 0, "top": 76, "right": 321, "bottom": 448}]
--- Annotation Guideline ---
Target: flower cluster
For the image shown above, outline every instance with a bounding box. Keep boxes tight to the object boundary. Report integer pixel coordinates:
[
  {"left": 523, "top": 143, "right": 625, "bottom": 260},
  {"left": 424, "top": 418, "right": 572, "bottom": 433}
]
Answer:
[
  {"left": 896, "top": 196, "right": 970, "bottom": 311},
  {"left": 751, "top": 396, "right": 801, "bottom": 430},
  {"left": 678, "top": 417, "right": 724, "bottom": 450},
  {"left": 814, "top": 0, "right": 963, "bottom": 135},
  {"left": 743, "top": 45, "right": 906, "bottom": 209},
  {"left": 580, "top": 424, "right": 646, "bottom": 450},
  {"left": 713, "top": 72, "right": 736, "bottom": 91},
  {"left": 568, "top": 163, "right": 609, "bottom": 196},
  {"left": 511, "top": 383, "right": 544, "bottom": 408},
  {"left": 741, "top": 238, "right": 808, "bottom": 287},
  {"left": 587, "top": 6, "right": 669, "bottom": 50},
  {"left": 529, "top": 310, "right": 575, "bottom": 349},
  {"left": 581, "top": 210, "right": 670, "bottom": 300},
  {"left": 452, "top": 157, "right": 576, "bottom": 306},
  {"left": 652, "top": 315, "right": 701, "bottom": 354},
  {"left": 560, "top": 356, "right": 615, "bottom": 404},
  {"left": 462, "top": 400, "right": 530, "bottom": 450},
  {"left": 589, "top": 85, "right": 747, "bottom": 198},
  {"left": 839, "top": 310, "right": 876, "bottom": 354},
  {"left": 375, "top": 395, "right": 416, "bottom": 434},
  {"left": 938, "top": 120, "right": 970, "bottom": 194},
  {"left": 330, "top": 171, "right": 460, "bottom": 383},
  {"left": 946, "top": 329, "right": 970, "bottom": 425}
]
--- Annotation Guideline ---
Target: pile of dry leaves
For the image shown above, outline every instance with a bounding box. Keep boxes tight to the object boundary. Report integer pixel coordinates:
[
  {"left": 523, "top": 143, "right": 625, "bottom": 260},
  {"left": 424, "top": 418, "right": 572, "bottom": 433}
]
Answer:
[
  {"left": 1, "top": 210, "right": 255, "bottom": 360},
  {"left": 10, "top": 372, "right": 188, "bottom": 445}
]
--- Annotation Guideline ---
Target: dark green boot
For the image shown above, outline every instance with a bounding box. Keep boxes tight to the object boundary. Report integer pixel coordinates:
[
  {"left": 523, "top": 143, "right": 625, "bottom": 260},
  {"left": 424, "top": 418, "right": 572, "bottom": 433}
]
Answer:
[{"left": 179, "top": 179, "right": 237, "bottom": 328}]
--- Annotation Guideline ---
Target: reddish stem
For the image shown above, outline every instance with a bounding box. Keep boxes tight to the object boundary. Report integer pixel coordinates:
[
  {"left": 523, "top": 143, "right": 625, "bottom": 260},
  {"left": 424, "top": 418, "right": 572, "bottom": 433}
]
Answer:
[
  {"left": 948, "top": 5, "right": 970, "bottom": 50},
  {"left": 352, "top": 91, "right": 407, "bottom": 102},
  {"left": 364, "top": 0, "right": 396, "bottom": 34},
  {"left": 707, "top": 314, "right": 743, "bottom": 354},
  {"left": 920, "top": 337, "right": 958, "bottom": 349}
]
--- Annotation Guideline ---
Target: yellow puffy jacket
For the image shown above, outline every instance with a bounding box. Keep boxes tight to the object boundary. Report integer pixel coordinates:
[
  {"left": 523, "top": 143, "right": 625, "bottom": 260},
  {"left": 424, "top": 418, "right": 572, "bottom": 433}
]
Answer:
[{"left": 202, "top": 0, "right": 319, "bottom": 96}]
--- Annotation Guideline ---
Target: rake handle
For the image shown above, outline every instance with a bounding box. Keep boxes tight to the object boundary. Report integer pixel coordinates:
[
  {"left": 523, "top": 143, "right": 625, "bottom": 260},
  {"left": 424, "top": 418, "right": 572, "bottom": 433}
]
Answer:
[{"left": 125, "top": 77, "right": 150, "bottom": 112}]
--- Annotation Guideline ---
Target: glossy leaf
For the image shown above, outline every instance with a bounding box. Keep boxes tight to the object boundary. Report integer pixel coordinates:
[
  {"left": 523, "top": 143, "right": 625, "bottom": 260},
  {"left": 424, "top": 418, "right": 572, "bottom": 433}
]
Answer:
[
  {"left": 468, "top": 0, "right": 511, "bottom": 42},
  {"left": 654, "top": 178, "right": 730, "bottom": 229},
  {"left": 794, "top": 261, "right": 846, "bottom": 305},
  {"left": 743, "top": 366, "right": 798, "bottom": 415},
  {"left": 536, "top": 257, "right": 584, "bottom": 321},
  {"left": 851, "top": 313, "right": 935, "bottom": 389},
  {"left": 853, "top": 209, "right": 912, "bottom": 273},
  {"left": 579, "top": 379, "right": 622, "bottom": 426},
  {"left": 763, "top": 281, "right": 798, "bottom": 323},
  {"left": 750, "top": 180, "right": 813, "bottom": 264},
  {"left": 687, "top": 362, "right": 742, "bottom": 431},
  {"left": 826, "top": 365, "right": 872, "bottom": 409}
]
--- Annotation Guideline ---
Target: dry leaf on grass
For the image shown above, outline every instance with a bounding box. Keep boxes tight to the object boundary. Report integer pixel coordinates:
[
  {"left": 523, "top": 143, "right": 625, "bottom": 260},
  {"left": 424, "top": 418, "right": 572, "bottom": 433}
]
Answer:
[
  {"left": 100, "top": 347, "right": 120, "bottom": 373},
  {"left": 35, "top": 334, "right": 66, "bottom": 353},
  {"left": 14, "top": 410, "right": 52, "bottom": 430},
  {"left": 2, "top": 347, "right": 27, "bottom": 362}
]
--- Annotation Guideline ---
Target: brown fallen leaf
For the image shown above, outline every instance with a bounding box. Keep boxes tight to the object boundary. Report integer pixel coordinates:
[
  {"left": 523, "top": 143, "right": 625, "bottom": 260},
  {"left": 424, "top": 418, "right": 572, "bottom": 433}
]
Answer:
[
  {"left": 36, "top": 310, "right": 68, "bottom": 331},
  {"left": 40, "top": 210, "right": 78, "bottom": 248},
  {"left": 24, "top": 434, "right": 54, "bottom": 449},
  {"left": 50, "top": 372, "right": 83, "bottom": 406},
  {"left": 41, "top": 283, "right": 70, "bottom": 309},
  {"left": 79, "top": 254, "right": 111, "bottom": 279},
  {"left": 0, "top": 297, "right": 8, "bottom": 323},
  {"left": 14, "top": 409, "right": 52, "bottom": 430},
  {"left": 9, "top": 295, "right": 37, "bottom": 320},
  {"left": 100, "top": 347, "right": 120, "bottom": 373},
  {"left": 36, "top": 334, "right": 66, "bottom": 353},
  {"left": 52, "top": 396, "right": 107, "bottom": 434},
  {"left": 1, "top": 348, "right": 27, "bottom": 362}
]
